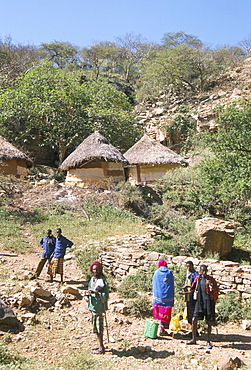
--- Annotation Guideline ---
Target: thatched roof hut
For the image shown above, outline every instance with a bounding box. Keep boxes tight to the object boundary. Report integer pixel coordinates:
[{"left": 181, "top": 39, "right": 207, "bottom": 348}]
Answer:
[
  {"left": 0, "top": 136, "right": 33, "bottom": 176},
  {"left": 124, "top": 134, "right": 187, "bottom": 185},
  {"left": 60, "top": 131, "right": 128, "bottom": 188}
]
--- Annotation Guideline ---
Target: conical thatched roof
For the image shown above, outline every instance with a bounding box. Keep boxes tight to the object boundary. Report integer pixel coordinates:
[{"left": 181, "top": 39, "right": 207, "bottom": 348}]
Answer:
[
  {"left": 124, "top": 134, "right": 187, "bottom": 166},
  {"left": 60, "top": 131, "right": 128, "bottom": 171},
  {"left": 0, "top": 136, "right": 33, "bottom": 166}
]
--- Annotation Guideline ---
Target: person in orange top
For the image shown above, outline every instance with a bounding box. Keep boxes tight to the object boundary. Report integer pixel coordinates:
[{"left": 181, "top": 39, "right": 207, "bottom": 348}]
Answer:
[{"left": 186, "top": 264, "right": 219, "bottom": 349}]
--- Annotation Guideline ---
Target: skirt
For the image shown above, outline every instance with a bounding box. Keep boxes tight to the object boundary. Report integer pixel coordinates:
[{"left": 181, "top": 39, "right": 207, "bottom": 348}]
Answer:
[
  {"left": 152, "top": 304, "right": 172, "bottom": 323},
  {"left": 48, "top": 257, "right": 64, "bottom": 277}
]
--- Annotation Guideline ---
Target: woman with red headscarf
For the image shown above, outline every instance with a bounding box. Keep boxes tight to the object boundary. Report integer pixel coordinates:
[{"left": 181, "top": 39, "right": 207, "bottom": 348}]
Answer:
[
  {"left": 152, "top": 259, "right": 174, "bottom": 336},
  {"left": 86, "top": 261, "right": 109, "bottom": 354}
]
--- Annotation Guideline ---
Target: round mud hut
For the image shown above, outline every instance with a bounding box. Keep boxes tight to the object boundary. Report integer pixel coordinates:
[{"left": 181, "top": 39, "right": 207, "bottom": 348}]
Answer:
[
  {"left": 0, "top": 135, "right": 33, "bottom": 176},
  {"left": 123, "top": 134, "right": 187, "bottom": 185},
  {"left": 60, "top": 131, "right": 128, "bottom": 188}
]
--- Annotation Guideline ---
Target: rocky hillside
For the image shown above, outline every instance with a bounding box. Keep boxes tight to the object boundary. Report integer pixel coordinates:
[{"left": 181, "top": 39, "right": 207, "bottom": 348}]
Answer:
[{"left": 136, "top": 57, "right": 251, "bottom": 144}]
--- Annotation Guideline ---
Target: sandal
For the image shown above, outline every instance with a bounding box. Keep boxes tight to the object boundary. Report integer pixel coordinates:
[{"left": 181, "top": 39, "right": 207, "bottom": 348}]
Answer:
[
  {"left": 92, "top": 348, "right": 105, "bottom": 354},
  {"left": 186, "top": 340, "right": 196, "bottom": 345}
]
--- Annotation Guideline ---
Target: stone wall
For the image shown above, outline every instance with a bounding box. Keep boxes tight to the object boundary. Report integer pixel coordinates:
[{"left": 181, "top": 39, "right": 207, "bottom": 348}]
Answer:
[{"left": 99, "top": 249, "right": 251, "bottom": 299}]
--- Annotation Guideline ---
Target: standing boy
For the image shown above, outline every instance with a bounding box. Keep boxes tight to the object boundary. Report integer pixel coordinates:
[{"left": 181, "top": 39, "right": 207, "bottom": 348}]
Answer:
[
  {"left": 32, "top": 229, "right": 56, "bottom": 280},
  {"left": 179, "top": 261, "right": 199, "bottom": 335},
  {"left": 186, "top": 264, "right": 219, "bottom": 349},
  {"left": 86, "top": 261, "right": 109, "bottom": 354},
  {"left": 47, "top": 228, "right": 73, "bottom": 283}
]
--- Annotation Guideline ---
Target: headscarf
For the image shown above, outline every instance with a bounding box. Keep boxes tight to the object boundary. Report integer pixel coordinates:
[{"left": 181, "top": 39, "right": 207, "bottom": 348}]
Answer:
[
  {"left": 158, "top": 259, "right": 167, "bottom": 268},
  {"left": 90, "top": 261, "right": 103, "bottom": 273}
]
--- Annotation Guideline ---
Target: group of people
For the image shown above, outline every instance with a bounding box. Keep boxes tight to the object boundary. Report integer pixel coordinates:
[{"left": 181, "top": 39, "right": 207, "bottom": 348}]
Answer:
[
  {"left": 33, "top": 229, "right": 220, "bottom": 355},
  {"left": 152, "top": 259, "right": 219, "bottom": 349},
  {"left": 32, "top": 228, "right": 73, "bottom": 283}
]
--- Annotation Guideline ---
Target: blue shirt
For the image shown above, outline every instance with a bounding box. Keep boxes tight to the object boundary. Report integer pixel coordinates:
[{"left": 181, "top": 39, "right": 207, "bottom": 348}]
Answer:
[
  {"left": 53, "top": 235, "right": 73, "bottom": 258},
  {"left": 40, "top": 236, "right": 56, "bottom": 258}
]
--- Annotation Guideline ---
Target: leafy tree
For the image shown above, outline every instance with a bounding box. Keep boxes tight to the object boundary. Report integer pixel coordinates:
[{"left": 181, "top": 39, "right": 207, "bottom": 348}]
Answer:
[
  {"left": 0, "top": 62, "right": 142, "bottom": 165},
  {"left": 166, "top": 106, "right": 197, "bottom": 152},
  {"left": 198, "top": 100, "right": 251, "bottom": 213},
  {"left": 161, "top": 31, "right": 203, "bottom": 49},
  {"left": 139, "top": 45, "right": 206, "bottom": 97},
  {"left": 81, "top": 41, "right": 118, "bottom": 80},
  {"left": 115, "top": 33, "right": 153, "bottom": 83},
  {"left": 138, "top": 43, "right": 242, "bottom": 99},
  {"left": 39, "top": 41, "right": 80, "bottom": 69}
]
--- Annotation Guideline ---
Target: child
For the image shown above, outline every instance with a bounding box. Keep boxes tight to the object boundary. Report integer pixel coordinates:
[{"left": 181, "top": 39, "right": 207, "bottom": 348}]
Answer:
[{"left": 86, "top": 261, "right": 109, "bottom": 354}]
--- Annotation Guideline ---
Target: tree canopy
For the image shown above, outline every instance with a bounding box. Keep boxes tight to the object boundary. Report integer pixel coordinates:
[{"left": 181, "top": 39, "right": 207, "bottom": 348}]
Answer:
[
  {"left": 39, "top": 41, "right": 80, "bottom": 69},
  {"left": 0, "top": 62, "right": 142, "bottom": 165},
  {"left": 198, "top": 100, "right": 251, "bottom": 212}
]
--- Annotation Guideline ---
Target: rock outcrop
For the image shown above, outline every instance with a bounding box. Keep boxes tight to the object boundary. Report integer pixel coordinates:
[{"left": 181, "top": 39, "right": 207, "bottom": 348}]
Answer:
[{"left": 195, "top": 217, "right": 235, "bottom": 257}]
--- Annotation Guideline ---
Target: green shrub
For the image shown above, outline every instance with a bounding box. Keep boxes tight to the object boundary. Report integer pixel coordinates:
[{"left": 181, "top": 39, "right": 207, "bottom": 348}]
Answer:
[
  {"left": 75, "top": 245, "right": 101, "bottom": 280},
  {"left": 117, "top": 182, "right": 162, "bottom": 217},
  {"left": 117, "top": 277, "right": 139, "bottom": 298},
  {"left": 216, "top": 293, "right": 242, "bottom": 323},
  {"left": 117, "top": 264, "right": 157, "bottom": 298},
  {"left": 149, "top": 237, "right": 202, "bottom": 257},
  {"left": 127, "top": 295, "right": 151, "bottom": 317},
  {"left": 241, "top": 298, "right": 251, "bottom": 320},
  {"left": 166, "top": 112, "right": 197, "bottom": 152},
  {"left": 0, "top": 342, "right": 24, "bottom": 366}
]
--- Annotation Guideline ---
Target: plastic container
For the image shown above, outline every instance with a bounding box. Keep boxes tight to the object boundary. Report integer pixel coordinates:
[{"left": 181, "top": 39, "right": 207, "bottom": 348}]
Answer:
[{"left": 143, "top": 319, "right": 159, "bottom": 339}]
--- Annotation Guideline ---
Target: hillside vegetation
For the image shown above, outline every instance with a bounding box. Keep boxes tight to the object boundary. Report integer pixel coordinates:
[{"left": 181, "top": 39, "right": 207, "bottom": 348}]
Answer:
[{"left": 0, "top": 30, "right": 250, "bottom": 257}]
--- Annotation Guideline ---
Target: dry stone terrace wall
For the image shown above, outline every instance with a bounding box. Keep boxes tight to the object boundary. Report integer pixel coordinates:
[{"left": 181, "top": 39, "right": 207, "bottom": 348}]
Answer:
[{"left": 97, "top": 235, "right": 251, "bottom": 299}]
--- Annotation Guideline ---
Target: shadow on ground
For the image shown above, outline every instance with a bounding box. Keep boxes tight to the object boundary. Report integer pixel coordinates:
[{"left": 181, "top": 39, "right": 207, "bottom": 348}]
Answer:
[
  {"left": 212, "top": 333, "right": 251, "bottom": 351},
  {"left": 111, "top": 347, "right": 174, "bottom": 359}
]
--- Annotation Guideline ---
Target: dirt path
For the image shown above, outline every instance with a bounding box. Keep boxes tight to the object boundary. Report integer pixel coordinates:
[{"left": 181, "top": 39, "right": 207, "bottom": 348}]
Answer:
[{"left": 1, "top": 248, "right": 251, "bottom": 370}]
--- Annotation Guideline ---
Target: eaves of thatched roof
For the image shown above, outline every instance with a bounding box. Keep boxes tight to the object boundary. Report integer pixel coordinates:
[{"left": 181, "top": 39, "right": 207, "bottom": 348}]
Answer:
[
  {"left": 60, "top": 131, "right": 128, "bottom": 171},
  {"left": 124, "top": 134, "right": 187, "bottom": 166},
  {"left": 0, "top": 135, "right": 33, "bottom": 166}
]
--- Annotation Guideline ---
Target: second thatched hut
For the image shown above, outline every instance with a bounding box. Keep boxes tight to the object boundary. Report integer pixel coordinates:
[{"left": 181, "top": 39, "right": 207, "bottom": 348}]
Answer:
[
  {"left": 124, "top": 134, "right": 187, "bottom": 185},
  {"left": 60, "top": 131, "right": 128, "bottom": 188},
  {"left": 0, "top": 136, "right": 33, "bottom": 176}
]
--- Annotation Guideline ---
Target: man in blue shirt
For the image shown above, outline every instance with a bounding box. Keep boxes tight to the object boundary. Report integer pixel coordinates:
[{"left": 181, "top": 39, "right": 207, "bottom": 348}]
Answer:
[
  {"left": 47, "top": 228, "right": 73, "bottom": 283},
  {"left": 31, "top": 229, "right": 56, "bottom": 280}
]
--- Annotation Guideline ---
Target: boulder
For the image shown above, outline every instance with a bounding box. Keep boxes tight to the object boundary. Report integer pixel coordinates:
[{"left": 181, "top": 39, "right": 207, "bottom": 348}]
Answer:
[
  {"left": 110, "top": 303, "right": 128, "bottom": 314},
  {"left": 195, "top": 217, "right": 234, "bottom": 257},
  {"left": 20, "top": 312, "right": 36, "bottom": 325},
  {"left": 19, "top": 293, "right": 34, "bottom": 308},
  {"left": 61, "top": 285, "right": 81, "bottom": 296},
  {"left": 36, "top": 297, "right": 55, "bottom": 308},
  {"left": 30, "top": 287, "right": 52, "bottom": 298},
  {"left": 241, "top": 320, "right": 251, "bottom": 330},
  {"left": 0, "top": 299, "right": 20, "bottom": 327},
  {"left": 217, "top": 355, "right": 245, "bottom": 369}
]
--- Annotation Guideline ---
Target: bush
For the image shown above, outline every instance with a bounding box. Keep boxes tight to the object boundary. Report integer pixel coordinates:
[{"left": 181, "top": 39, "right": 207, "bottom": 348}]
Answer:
[
  {"left": 117, "top": 277, "right": 139, "bottom": 298},
  {"left": 75, "top": 245, "right": 101, "bottom": 280},
  {"left": 216, "top": 293, "right": 242, "bottom": 323},
  {"left": 117, "top": 182, "right": 162, "bottom": 217},
  {"left": 0, "top": 342, "right": 24, "bottom": 366},
  {"left": 117, "top": 264, "right": 157, "bottom": 299},
  {"left": 241, "top": 298, "right": 251, "bottom": 320},
  {"left": 127, "top": 295, "right": 151, "bottom": 317},
  {"left": 148, "top": 206, "right": 202, "bottom": 256}
]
